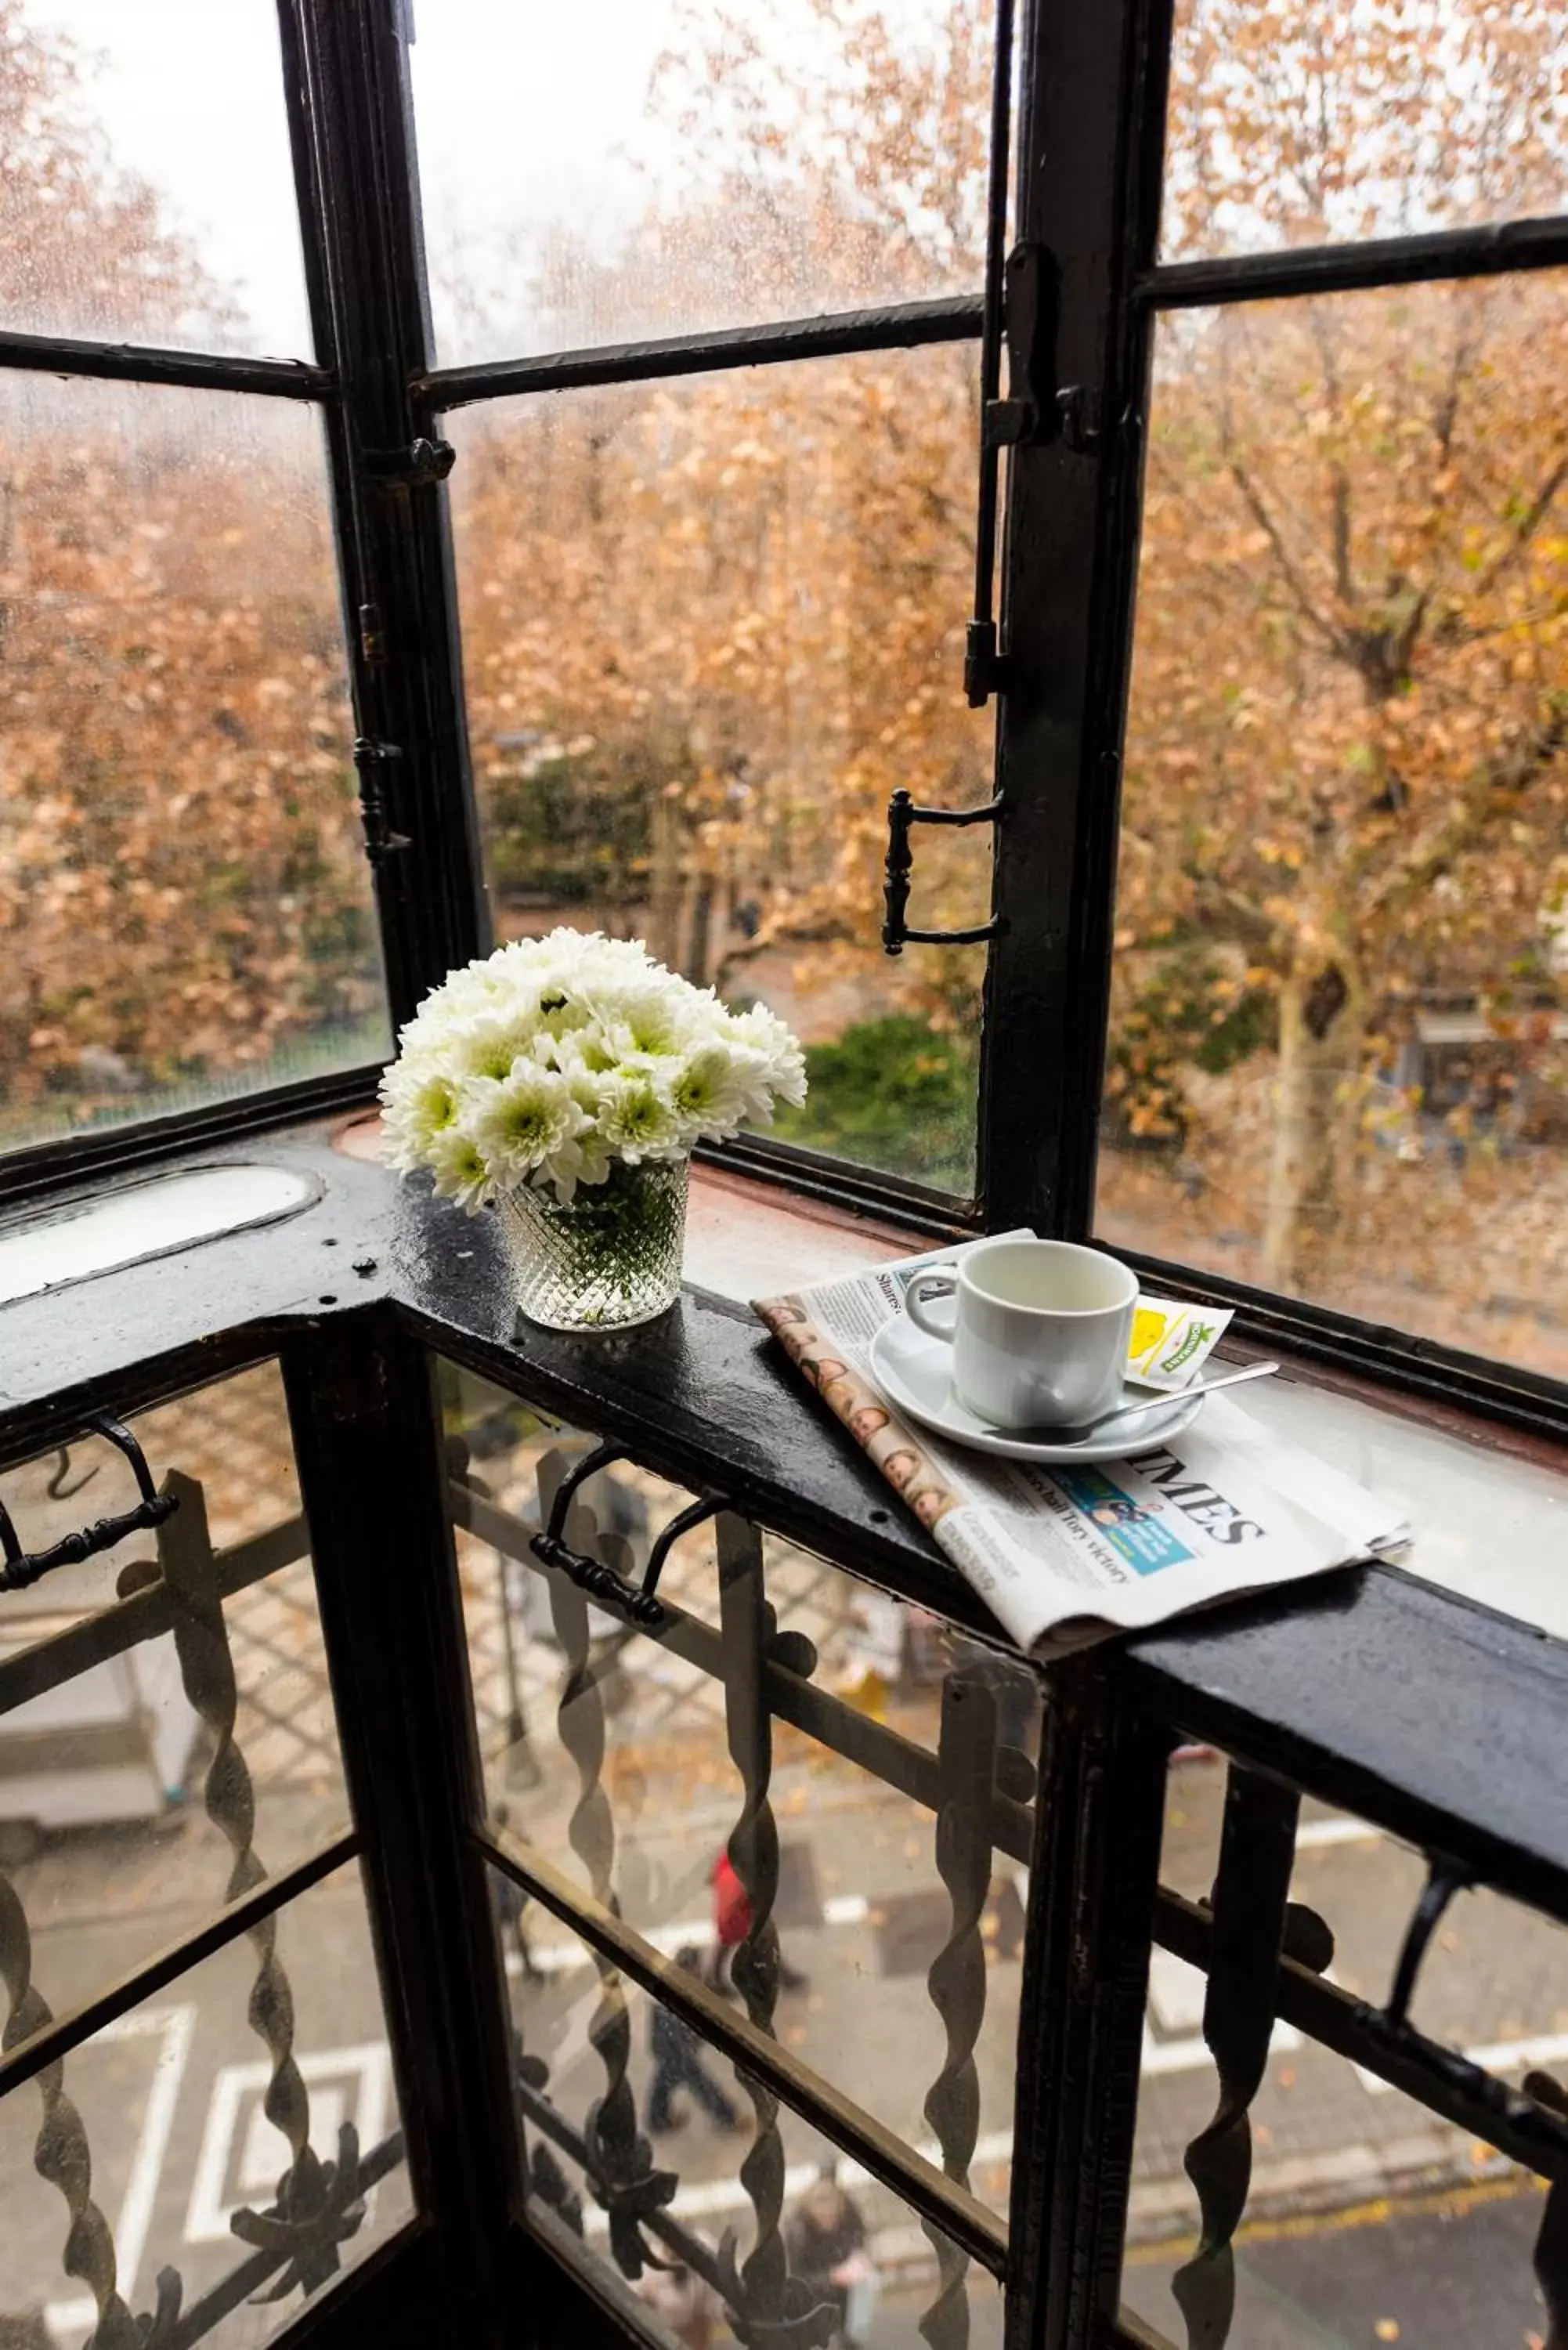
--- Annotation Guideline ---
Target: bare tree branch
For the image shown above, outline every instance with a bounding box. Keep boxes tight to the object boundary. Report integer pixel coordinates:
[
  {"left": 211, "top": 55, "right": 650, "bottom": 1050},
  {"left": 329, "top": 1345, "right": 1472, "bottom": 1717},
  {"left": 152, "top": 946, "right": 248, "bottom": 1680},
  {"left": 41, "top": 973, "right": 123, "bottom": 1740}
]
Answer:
[
  {"left": 1476, "top": 447, "right": 1568, "bottom": 597},
  {"left": 1368, "top": 700, "right": 1568, "bottom": 920}
]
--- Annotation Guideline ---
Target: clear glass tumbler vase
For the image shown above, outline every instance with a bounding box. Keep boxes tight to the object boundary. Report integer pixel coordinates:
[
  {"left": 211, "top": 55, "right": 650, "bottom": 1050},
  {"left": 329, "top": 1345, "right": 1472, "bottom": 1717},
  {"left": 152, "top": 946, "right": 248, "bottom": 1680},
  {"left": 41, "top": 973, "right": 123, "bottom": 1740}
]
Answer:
[{"left": 495, "top": 1156, "right": 688, "bottom": 1332}]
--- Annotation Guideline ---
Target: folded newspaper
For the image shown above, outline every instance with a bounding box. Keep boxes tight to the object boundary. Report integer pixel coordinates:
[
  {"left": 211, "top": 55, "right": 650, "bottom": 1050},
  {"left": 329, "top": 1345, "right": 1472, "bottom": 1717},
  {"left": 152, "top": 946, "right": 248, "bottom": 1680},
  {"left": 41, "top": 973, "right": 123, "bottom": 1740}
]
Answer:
[{"left": 754, "top": 1234, "right": 1410, "bottom": 1661}]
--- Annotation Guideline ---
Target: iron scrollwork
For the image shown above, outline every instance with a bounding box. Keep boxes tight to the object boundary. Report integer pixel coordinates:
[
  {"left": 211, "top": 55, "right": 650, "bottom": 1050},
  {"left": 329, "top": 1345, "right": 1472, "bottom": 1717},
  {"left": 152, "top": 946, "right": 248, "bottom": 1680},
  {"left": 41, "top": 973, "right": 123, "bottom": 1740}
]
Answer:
[
  {"left": 538, "top": 1452, "right": 677, "bottom": 2280},
  {"left": 712, "top": 1513, "right": 836, "bottom": 2350},
  {"left": 919, "top": 1666, "right": 1003, "bottom": 2350},
  {"left": 1171, "top": 1769, "right": 1320, "bottom": 2350}
]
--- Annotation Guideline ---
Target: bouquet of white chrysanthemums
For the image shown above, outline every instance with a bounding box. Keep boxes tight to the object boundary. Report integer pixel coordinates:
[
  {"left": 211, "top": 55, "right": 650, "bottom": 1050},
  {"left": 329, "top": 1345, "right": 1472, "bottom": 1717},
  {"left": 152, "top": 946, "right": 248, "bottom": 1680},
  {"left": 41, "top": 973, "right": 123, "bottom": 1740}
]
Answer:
[{"left": 380, "top": 928, "right": 807, "bottom": 1210}]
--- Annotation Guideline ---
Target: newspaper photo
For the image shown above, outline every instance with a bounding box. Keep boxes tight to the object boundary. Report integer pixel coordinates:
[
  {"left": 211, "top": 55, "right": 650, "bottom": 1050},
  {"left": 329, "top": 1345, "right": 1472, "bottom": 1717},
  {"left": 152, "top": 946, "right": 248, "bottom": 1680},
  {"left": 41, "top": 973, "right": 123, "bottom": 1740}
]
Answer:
[{"left": 755, "top": 1235, "right": 1409, "bottom": 1660}]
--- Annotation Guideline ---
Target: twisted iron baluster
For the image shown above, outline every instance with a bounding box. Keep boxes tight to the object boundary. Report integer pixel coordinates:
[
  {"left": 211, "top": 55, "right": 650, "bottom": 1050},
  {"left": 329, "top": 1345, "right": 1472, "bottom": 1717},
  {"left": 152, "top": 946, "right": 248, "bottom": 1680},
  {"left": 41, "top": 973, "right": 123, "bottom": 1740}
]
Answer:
[
  {"left": 1171, "top": 1768, "right": 1302, "bottom": 2350},
  {"left": 493, "top": 1797, "right": 584, "bottom": 2236},
  {"left": 0, "top": 1869, "right": 140, "bottom": 2348},
  {"left": 1526, "top": 2071, "right": 1568, "bottom": 2350},
  {"left": 158, "top": 1471, "right": 345, "bottom": 2294},
  {"left": 919, "top": 1665, "right": 999, "bottom": 2350},
  {"left": 712, "top": 1513, "right": 833, "bottom": 2350},
  {"left": 537, "top": 1449, "right": 674, "bottom": 2277}
]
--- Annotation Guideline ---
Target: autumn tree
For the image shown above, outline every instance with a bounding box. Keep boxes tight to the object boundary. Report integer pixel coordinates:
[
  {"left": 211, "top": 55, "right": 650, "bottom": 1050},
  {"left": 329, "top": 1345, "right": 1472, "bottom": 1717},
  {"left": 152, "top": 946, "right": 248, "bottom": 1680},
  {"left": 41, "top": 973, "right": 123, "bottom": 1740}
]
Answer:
[
  {"left": 449, "top": 0, "right": 1567, "bottom": 1349},
  {"left": 0, "top": 5, "right": 381, "bottom": 1140},
  {"left": 450, "top": 0, "right": 995, "bottom": 1079},
  {"left": 1116, "top": 0, "right": 1568, "bottom": 1300},
  {"left": 0, "top": 0, "right": 235, "bottom": 345}
]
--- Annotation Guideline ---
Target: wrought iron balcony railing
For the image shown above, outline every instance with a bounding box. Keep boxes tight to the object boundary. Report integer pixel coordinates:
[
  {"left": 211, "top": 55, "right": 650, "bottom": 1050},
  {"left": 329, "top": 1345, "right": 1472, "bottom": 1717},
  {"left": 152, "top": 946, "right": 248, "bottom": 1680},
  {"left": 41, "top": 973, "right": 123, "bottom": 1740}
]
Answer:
[{"left": 0, "top": 1128, "right": 1565, "bottom": 2350}]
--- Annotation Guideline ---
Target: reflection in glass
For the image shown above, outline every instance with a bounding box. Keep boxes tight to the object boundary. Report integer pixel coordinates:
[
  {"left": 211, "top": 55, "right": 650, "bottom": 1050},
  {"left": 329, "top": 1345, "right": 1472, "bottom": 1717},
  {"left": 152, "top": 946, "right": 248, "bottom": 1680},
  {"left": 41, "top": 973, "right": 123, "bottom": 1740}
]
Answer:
[
  {"left": 0, "top": 0, "right": 313, "bottom": 353},
  {"left": 0, "top": 376, "right": 388, "bottom": 1158},
  {"left": 446, "top": 1368, "right": 1035, "bottom": 2221},
  {"left": 1100, "top": 273, "right": 1568, "bottom": 1377},
  {"left": 446, "top": 349, "right": 989, "bottom": 1193},
  {"left": 493, "top": 1887, "right": 1006, "bottom": 2348},
  {"left": 410, "top": 0, "right": 993, "bottom": 363},
  {"left": 0, "top": 1364, "right": 352, "bottom": 2048},
  {"left": 0, "top": 1862, "right": 410, "bottom": 2345},
  {"left": 1162, "top": 0, "right": 1568, "bottom": 259}
]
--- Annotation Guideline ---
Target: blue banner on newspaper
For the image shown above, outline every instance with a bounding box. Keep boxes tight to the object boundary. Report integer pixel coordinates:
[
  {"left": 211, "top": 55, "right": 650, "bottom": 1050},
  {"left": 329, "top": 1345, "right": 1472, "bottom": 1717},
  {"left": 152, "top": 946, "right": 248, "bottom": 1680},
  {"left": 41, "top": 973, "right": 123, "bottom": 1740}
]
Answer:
[{"left": 1048, "top": 1467, "right": 1197, "bottom": 1576}]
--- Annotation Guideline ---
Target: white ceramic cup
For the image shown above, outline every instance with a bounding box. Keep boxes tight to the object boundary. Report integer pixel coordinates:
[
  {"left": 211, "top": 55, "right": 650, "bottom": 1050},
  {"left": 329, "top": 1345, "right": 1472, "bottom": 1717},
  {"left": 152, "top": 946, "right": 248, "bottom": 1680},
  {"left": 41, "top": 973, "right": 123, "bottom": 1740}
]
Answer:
[{"left": 904, "top": 1238, "right": 1138, "bottom": 1430}]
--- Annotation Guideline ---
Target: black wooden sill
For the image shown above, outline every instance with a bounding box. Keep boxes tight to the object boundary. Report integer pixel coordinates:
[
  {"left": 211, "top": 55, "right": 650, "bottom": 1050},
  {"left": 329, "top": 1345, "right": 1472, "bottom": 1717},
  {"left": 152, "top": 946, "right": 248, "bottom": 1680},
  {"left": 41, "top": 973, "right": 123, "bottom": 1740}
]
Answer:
[{"left": 4, "top": 1123, "right": 1568, "bottom": 1921}]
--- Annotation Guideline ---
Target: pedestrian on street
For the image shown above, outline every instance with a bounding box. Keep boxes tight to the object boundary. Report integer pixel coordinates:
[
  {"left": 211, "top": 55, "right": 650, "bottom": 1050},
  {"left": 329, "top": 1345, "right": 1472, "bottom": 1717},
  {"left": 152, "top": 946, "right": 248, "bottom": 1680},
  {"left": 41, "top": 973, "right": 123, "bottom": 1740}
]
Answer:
[
  {"left": 785, "top": 2170, "right": 876, "bottom": 2347},
  {"left": 646, "top": 1948, "right": 746, "bottom": 2135},
  {"left": 633, "top": 2251, "right": 722, "bottom": 2350},
  {"left": 706, "top": 1848, "right": 807, "bottom": 1996}
]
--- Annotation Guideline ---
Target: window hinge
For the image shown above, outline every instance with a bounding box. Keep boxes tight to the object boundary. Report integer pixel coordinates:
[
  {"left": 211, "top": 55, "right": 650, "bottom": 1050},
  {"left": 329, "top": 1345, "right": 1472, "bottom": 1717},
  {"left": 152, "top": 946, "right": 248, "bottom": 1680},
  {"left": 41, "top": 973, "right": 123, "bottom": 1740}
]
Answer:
[
  {"left": 964, "top": 619, "right": 1011, "bottom": 707},
  {"left": 1053, "top": 384, "right": 1102, "bottom": 454},
  {"left": 358, "top": 602, "right": 388, "bottom": 667}
]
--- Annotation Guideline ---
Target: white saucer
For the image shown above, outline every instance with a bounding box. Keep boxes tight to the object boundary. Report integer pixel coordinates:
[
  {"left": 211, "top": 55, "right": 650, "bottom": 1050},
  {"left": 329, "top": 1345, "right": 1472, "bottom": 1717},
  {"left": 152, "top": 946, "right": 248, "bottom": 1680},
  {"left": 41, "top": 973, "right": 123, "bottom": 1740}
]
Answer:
[{"left": 868, "top": 1316, "right": 1205, "bottom": 1465}]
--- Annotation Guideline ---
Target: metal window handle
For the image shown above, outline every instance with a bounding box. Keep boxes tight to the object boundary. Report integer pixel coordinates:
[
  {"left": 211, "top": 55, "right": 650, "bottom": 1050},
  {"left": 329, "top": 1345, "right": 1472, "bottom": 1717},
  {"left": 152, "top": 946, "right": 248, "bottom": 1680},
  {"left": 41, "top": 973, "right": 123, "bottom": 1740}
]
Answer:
[
  {"left": 0, "top": 1415, "right": 177, "bottom": 1594},
  {"left": 882, "top": 787, "right": 1005, "bottom": 956}
]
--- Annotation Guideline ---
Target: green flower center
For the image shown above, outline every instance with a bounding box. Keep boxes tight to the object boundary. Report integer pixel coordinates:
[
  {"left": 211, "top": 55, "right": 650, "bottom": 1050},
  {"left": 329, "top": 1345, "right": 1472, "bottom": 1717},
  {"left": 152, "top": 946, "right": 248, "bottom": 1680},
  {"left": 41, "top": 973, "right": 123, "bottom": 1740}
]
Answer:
[{"left": 503, "top": 1101, "right": 551, "bottom": 1146}]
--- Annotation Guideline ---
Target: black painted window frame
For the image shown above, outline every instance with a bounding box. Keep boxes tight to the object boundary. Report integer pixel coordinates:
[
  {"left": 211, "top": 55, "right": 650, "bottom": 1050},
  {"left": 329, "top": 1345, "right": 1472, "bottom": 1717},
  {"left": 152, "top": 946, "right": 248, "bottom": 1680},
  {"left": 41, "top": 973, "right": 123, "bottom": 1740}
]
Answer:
[{"left": 3, "top": 0, "right": 1568, "bottom": 1439}]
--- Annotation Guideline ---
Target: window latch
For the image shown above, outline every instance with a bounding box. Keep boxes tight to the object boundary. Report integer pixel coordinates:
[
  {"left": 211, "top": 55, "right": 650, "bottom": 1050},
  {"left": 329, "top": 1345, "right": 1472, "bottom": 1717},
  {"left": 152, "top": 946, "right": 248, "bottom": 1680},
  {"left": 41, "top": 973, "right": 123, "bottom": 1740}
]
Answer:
[
  {"left": 983, "top": 241, "right": 1054, "bottom": 453},
  {"left": 966, "top": 243, "right": 1103, "bottom": 707},
  {"left": 363, "top": 435, "right": 456, "bottom": 489},
  {"left": 882, "top": 787, "right": 1005, "bottom": 956},
  {"left": 352, "top": 737, "right": 412, "bottom": 866}
]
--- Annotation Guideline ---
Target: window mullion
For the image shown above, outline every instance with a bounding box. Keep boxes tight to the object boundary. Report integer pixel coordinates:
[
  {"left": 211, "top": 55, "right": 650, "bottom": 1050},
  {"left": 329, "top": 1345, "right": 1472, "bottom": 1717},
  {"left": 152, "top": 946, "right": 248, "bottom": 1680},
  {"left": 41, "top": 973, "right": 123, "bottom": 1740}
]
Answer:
[
  {"left": 976, "top": 0, "right": 1175, "bottom": 1238},
  {"left": 280, "top": 0, "right": 488, "bottom": 1030}
]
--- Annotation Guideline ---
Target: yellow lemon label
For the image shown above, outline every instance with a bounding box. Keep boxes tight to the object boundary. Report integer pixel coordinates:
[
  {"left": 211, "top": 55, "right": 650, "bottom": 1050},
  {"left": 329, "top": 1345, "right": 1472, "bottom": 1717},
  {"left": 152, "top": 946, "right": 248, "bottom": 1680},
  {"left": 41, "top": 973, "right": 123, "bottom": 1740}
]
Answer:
[
  {"left": 1129, "top": 1305, "right": 1167, "bottom": 1365},
  {"left": 1126, "top": 1292, "right": 1235, "bottom": 1387}
]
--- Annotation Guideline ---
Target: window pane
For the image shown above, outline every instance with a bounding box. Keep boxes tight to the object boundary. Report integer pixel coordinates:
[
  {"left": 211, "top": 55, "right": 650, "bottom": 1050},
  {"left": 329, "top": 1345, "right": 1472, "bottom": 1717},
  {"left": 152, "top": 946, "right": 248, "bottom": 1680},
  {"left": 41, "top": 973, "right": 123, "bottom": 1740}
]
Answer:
[
  {"left": 1162, "top": 0, "right": 1568, "bottom": 259},
  {"left": 1099, "top": 275, "right": 1568, "bottom": 1379},
  {"left": 0, "top": 1861, "right": 412, "bottom": 2345},
  {"left": 1125, "top": 1759, "right": 1566, "bottom": 2350},
  {"left": 446, "top": 1373, "right": 1037, "bottom": 2218},
  {"left": 446, "top": 347, "right": 991, "bottom": 1196},
  {"left": 0, "top": 1364, "right": 351, "bottom": 2059},
  {"left": 493, "top": 1887, "right": 1006, "bottom": 2347},
  {"left": 0, "top": 0, "right": 313, "bottom": 354},
  {"left": 1, "top": 376, "right": 388, "bottom": 1157},
  {"left": 410, "top": 0, "right": 992, "bottom": 364}
]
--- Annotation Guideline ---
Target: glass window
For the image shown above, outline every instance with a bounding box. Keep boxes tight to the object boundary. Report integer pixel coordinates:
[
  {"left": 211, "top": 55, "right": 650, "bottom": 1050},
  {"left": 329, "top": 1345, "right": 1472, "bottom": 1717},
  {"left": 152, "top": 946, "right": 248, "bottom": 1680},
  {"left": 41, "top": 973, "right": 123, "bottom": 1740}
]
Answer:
[
  {"left": 409, "top": 0, "right": 994, "bottom": 364},
  {"left": 0, "top": 1861, "right": 412, "bottom": 2342},
  {"left": 1099, "top": 273, "right": 1568, "bottom": 1377},
  {"left": 0, "top": 1363, "right": 350, "bottom": 2058},
  {"left": 0, "top": 0, "right": 313, "bottom": 355},
  {"left": 1125, "top": 1759, "right": 1568, "bottom": 2350},
  {"left": 1162, "top": 0, "right": 1568, "bottom": 261},
  {"left": 0, "top": 375, "right": 388, "bottom": 1159},
  {"left": 493, "top": 1888, "right": 1006, "bottom": 2345},
  {"left": 446, "top": 1374, "right": 1037, "bottom": 2214},
  {"left": 446, "top": 345, "right": 991, "bottom": 1195}
]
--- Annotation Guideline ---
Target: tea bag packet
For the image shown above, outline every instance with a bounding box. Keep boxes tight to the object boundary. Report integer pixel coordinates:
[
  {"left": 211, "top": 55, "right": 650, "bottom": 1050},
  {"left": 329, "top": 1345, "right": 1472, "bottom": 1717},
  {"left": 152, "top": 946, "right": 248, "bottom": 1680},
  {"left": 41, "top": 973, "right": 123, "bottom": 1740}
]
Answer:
[{"left": 1126, "top": 1294, "right": 1234, "bottom": 1390}]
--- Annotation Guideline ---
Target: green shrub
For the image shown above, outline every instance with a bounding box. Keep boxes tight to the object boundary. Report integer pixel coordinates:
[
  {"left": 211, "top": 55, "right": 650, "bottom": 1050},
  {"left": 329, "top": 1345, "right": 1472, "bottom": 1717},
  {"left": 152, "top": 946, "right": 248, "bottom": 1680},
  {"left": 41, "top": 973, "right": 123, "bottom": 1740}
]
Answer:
[{"left": 774, "top": 1013, "right": 975, "bottom": 1191}]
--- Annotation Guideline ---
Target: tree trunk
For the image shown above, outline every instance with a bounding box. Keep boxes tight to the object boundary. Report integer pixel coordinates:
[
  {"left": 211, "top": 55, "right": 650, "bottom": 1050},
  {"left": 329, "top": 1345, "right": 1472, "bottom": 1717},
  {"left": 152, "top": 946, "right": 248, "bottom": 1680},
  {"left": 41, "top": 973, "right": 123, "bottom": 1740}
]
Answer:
[
  {"left": 647, "top": 787, "right": 683, "bottom": 971},
  {"left": 1263, "top": 953, "right": 1365, "bottom": 1292}
]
